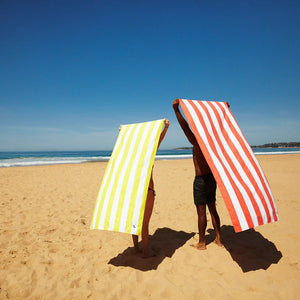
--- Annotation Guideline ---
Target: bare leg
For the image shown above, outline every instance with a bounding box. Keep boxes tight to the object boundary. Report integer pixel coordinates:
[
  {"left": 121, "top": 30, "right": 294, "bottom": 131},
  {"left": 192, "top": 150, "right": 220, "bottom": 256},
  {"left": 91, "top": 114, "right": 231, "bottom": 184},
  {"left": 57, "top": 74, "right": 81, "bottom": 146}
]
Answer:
[
  {"left": 191, "top": 204, "right": 207, "bottom": 250},
  {"left": 141, "top": 188, "right": 155, "bottom": 258},
  {"left": 132, "top": 234, "right": 139, "bottom": 253},
  {"left": 207, "top": 202, "right": 223, "bottom": 247}
]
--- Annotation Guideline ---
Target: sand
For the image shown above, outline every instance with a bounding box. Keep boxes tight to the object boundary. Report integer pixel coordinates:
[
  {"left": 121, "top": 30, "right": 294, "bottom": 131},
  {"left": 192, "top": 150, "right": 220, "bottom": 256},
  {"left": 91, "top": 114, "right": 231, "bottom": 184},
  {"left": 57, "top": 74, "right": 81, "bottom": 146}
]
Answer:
[{"left": 0, "top": 154, "right": 299, "bottom": 299}]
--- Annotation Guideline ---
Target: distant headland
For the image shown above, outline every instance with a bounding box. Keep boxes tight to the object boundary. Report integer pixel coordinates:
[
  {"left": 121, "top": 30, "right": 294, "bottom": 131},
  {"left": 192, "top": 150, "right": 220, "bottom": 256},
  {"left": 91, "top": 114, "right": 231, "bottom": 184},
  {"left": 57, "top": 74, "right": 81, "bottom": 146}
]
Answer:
[
  {"left": 251, "top": 142, "right": 300, "bottom": 148},
  {"left": 174, "top": 142, "right": 300, "bottom": 150},
  {"left": 174, "top": 147, "right": 193, "bottom": 150}
]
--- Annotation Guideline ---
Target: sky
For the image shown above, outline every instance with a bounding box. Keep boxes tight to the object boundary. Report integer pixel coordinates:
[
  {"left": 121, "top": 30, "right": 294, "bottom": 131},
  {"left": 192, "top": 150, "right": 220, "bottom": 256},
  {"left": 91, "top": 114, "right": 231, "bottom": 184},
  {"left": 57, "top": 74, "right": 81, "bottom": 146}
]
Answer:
[{"left": 0, "top": 0, "right": 299, "bottom": 151}]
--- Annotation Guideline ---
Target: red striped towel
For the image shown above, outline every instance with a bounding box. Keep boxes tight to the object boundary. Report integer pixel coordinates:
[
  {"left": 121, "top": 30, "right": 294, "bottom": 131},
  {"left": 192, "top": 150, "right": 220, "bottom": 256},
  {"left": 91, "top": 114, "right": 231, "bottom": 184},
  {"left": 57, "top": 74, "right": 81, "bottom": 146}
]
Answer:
[{"left": 179, "top": 99, "right": 279, "bottom": 232}]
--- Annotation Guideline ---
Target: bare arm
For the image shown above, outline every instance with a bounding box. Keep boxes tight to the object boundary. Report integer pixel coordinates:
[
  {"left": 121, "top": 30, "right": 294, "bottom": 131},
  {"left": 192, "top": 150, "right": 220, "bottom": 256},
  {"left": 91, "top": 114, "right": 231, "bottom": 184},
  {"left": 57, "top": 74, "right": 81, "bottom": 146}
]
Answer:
[
  {"left": 172, "top": 99, "right": 197, "bottom": 145},
  {"left": 157, "top": 119, "right": 169, "bottom": 149}
]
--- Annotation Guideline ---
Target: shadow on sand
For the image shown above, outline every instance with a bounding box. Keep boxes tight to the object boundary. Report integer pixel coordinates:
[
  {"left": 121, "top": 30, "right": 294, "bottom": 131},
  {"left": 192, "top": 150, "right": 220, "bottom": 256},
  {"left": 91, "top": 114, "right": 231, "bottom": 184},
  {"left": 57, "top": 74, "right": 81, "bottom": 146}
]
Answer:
[
  {"left": 207, "top": 225, "right": 282, "bottom": 272},
  {"left": 108, "top": 225, "right": 282, "bottom": 272},
  {"left": 108, "top": 227, "right": 195, "bottom": 271}
]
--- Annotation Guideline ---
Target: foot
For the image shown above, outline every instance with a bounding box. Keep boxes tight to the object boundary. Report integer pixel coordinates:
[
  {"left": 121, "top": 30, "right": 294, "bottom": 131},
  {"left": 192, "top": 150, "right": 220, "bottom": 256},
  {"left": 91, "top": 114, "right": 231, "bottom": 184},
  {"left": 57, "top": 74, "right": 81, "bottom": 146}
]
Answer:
[
  {"left": 213, "top": 237, "right": 224, "bottom": 248},
  {"left": 191, "top": 242, "right": 207, "bottom": 250}
]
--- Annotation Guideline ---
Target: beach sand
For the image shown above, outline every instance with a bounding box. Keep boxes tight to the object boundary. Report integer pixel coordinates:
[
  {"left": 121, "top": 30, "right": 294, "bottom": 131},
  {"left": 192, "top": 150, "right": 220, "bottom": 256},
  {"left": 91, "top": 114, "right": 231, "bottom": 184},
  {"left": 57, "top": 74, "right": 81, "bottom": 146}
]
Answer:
[{"left": 0, "top": 154, "right": 299, "bottom": 299}]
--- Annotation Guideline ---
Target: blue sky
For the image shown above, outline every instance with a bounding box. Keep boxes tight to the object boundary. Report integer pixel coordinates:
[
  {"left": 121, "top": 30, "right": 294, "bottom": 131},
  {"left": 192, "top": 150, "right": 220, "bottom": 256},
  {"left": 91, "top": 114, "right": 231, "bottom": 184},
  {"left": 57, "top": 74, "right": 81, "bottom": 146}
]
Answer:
[{"left": 1, "top": 0, "right": 299, "bottom": 151}]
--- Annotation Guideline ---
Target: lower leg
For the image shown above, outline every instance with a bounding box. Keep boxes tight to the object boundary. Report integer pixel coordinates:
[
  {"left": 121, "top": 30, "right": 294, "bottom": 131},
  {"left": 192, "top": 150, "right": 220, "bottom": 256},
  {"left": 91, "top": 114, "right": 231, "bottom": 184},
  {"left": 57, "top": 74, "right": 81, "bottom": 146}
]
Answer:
[
  {"left": 192, "top": 204, "right": 207, "bottom": 250},
  {"left": 132, "top": 234, "right": 139, "bottom": 252},
  {"left": 141, "top": 224, "right": 150, "bottom": 257},
  {"left": 208, "top": 202, "right": 223, "bottom": 247},
  {"left": 198, "top": 205, "right": 207, "bottom": 246},
  {"left": 141, "top": 188, "right": 155, "bottom": 258}
]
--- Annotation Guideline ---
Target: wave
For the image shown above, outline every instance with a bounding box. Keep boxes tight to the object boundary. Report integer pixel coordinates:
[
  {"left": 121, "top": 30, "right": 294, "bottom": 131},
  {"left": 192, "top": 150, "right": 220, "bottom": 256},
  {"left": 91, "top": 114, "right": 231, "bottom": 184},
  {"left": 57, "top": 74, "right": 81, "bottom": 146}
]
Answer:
[{"left": 0, "top": 156, "right": 110, "bottom": 168}]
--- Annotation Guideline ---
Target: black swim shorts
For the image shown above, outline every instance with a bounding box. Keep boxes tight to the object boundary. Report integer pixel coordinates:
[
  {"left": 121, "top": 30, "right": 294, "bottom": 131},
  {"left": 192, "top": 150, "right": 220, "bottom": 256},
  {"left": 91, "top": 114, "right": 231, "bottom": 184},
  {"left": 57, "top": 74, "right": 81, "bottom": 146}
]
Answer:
[{"left": 193, "top": 173, "right": 216, "bottom": 206}]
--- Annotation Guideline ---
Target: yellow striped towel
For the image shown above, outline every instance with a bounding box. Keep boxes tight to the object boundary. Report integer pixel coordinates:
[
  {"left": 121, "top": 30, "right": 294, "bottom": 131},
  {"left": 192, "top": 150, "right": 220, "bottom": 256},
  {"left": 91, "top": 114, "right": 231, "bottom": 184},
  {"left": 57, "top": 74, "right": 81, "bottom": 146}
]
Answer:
[{"left": 90, "top": 119, "right": 164, "bottom": 235}]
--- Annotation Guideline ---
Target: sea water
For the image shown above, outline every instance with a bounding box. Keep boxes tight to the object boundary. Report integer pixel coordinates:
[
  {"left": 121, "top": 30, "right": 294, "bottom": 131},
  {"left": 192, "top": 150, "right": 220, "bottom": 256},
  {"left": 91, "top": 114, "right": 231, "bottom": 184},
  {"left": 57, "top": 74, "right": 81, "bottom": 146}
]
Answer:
[{"left": 0, "top": 148, "right": 300, "bottom": 168}]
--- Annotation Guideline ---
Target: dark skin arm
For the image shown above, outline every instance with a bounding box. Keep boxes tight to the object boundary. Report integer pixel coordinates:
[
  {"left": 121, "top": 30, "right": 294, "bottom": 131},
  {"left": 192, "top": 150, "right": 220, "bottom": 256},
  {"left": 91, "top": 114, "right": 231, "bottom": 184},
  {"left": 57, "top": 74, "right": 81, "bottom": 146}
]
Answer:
[
  {"left": 157, "top": 119, "right": 169, "bottom": 148},
  {"left": 173, "top": 99, "right": 207, "bottom": 175},
  {"left": 172, "top": 99, "right": 197, "bottom": 146}
]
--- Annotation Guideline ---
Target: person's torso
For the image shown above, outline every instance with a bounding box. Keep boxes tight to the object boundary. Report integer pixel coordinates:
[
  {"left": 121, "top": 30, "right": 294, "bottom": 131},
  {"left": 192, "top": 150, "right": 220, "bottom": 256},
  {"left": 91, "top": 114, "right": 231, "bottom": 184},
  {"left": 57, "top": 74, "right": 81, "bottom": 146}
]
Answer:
[{"left": 193, "top": 145, "right": 212, "bottom": 176}]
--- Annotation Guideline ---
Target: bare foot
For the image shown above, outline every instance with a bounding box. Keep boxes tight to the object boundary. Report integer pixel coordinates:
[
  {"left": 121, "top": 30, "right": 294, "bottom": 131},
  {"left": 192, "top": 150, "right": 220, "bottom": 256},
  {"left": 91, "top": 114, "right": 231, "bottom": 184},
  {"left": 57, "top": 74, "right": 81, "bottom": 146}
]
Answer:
[
  {"left": 213, "top": 238, "right": 224, "bottom": 248},
  {"left": 191, "top": 242, "right": 207, "bottom": 250}
]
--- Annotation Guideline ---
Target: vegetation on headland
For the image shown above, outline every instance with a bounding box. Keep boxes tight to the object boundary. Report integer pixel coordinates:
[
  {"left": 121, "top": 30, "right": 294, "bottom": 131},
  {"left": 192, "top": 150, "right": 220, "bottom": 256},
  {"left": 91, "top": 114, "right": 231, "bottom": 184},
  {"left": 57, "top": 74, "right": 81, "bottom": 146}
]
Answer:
[
  {"left": 175, "top": 142, "right": 300, "bottom": 150},
  {"left": 251, "top": 142, "right": 300, "bottom": 148}
]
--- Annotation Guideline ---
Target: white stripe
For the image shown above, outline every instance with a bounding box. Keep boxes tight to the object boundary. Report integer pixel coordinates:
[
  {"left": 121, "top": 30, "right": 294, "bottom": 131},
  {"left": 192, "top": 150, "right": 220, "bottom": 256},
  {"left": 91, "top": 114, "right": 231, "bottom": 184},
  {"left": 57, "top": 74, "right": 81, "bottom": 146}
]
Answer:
[
  {"left": 108, "top": 123, "right": 143, "bottom": 231},
  {"left": 91, "top": 126, "right": 127, "bottom": 228},
  {"left": 183, "top": 100, "right": 249, "bottom": 230},
  {"left": 118, "top": 122, "right": 153, "bottom": 233},
  {"left": 98, "top": 124, "right": 135, "bottom": 229},
  {"left": 131, "top": 120, "right": 162, "bottom": 234}
]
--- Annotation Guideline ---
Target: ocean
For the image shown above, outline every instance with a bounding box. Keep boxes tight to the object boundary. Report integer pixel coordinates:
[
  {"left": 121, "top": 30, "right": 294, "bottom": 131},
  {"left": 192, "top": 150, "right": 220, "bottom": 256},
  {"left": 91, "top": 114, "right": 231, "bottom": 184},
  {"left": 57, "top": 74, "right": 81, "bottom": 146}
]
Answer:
[{"left": 0, "top": 148, "right": 300, "bottom": 168}]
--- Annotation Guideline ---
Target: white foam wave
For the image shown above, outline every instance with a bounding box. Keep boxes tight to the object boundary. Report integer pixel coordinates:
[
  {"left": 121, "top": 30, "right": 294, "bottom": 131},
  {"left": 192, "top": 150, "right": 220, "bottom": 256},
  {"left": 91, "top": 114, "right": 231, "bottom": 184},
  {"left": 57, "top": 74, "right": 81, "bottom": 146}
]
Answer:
[
  {"left": 0, "top": 156, "right": 110, "bottom": 168},
  {"left": 155, "top": 154, "right": 193, "bottom": 160}
]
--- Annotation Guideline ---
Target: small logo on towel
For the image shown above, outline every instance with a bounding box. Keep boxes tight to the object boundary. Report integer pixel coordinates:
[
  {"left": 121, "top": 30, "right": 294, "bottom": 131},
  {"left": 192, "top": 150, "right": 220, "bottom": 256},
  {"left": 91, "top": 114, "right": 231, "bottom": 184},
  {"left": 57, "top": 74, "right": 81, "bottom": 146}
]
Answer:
[{"left": 133, "top": 225, "right": 136, "bottom": 228}]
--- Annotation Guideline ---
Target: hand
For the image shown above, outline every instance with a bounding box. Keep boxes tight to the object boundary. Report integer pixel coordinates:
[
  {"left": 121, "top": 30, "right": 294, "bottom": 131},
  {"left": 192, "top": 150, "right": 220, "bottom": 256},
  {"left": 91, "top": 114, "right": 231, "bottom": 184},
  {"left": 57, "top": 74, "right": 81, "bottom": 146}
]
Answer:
[
  {"left": 225, "top": 102, "right": 230, "bottom": 108},
  {"left": 172, "top": 99, "right": 180, "bottom": 107},
  {"left": 164, "top": 119, "right": 170, "bottom": 128}
]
